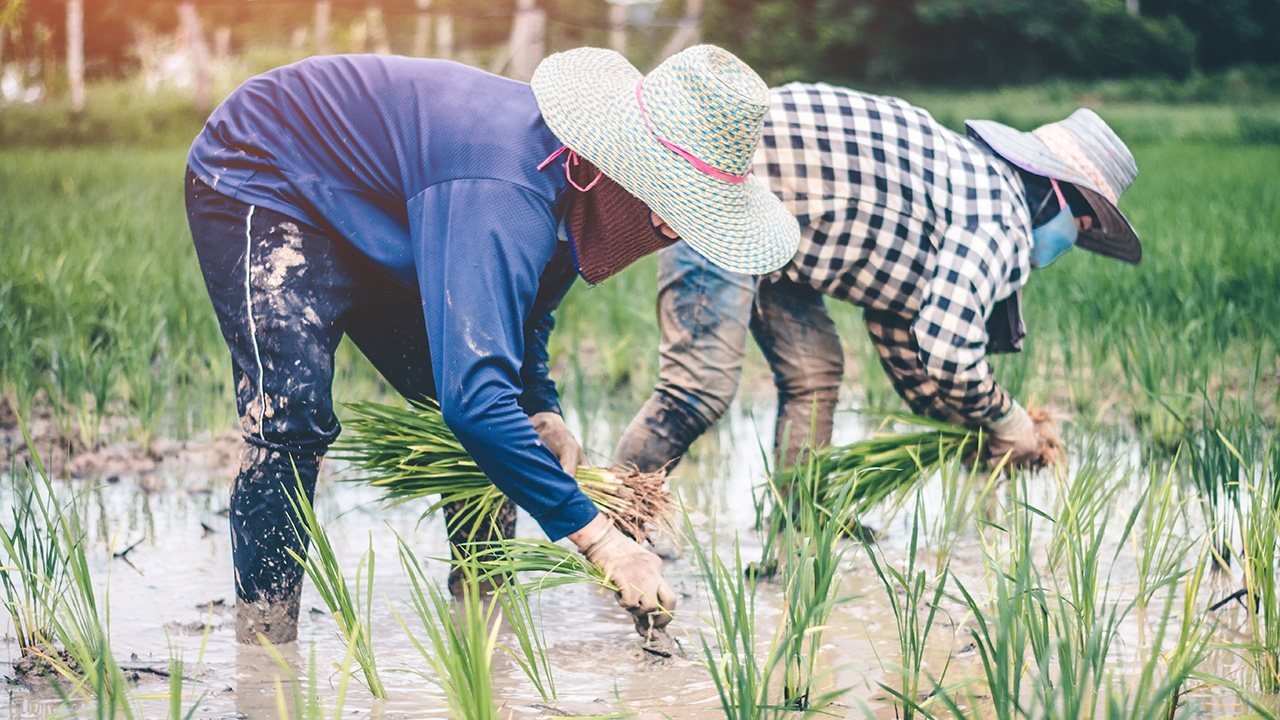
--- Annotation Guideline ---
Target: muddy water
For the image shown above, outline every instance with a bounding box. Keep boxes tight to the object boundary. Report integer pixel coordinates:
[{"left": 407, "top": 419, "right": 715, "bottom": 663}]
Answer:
[{"left": 0, "top": 399, "right": 1266, "bottom": 718}]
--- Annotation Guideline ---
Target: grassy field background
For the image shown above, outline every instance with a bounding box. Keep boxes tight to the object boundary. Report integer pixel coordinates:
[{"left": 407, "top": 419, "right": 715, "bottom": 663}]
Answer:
[{"left": 0, "top": 95, "right": 1277, "bottom": 453}]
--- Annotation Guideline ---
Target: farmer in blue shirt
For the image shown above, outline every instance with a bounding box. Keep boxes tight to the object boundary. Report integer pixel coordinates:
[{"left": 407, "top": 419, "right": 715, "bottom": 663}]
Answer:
[{"left": 186, "top": 46, "right": 798, "bottom": 643}]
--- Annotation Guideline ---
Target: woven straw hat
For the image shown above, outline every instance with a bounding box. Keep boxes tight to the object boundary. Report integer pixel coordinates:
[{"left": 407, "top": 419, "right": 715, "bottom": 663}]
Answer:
[
  {"left": 967, "top": 109, "right": 1141, "bottom": 264},
  {"left": 532, "top": 45, "right": 799, "bottom": 275}
]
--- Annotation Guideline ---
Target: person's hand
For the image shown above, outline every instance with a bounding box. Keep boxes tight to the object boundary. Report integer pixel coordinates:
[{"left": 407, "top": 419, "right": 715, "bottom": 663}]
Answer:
[
  {"left": 577, "top": 521, "right": 676, "bottom": 636},
  {"left": 984, "top": 401, "right": 1039, "bottom": 468},
  {"left": 531, "top": 411, "right": 589, "bottom": 476}
]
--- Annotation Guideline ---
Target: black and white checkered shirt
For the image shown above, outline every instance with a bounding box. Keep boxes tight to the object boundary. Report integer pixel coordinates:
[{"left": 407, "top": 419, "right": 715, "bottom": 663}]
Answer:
[{"left": 755, "top": 83, "right": 1033, "bottom": 426}]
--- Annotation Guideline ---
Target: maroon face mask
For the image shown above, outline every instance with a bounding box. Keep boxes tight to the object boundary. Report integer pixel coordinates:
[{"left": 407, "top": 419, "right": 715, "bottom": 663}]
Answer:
[{"left": 563, "top": 158, "right": 677, "bottom": 285}]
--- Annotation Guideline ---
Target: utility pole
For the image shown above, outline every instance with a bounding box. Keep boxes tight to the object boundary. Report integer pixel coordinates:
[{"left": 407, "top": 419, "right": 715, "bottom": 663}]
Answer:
[
  {"left": 177, "top": 2, "right": 210, "bottom": 110},
  {"left": 314, "top": 0, "right": 331, "bottom": 54},
  {"left": 608, "top": 2, "right": 626, "bottom": 56},
  {"left": 503, "top": 0, "right": 545, "bottom": 81},
  {"left": 366, "top": 4, "right": 391, "bottom": 54},
  {"left": 659, "top": 0, "right": 701, "bottom": 60},
  {"left": 435, "top": 10, "right": 453, "bottom": 60},
  {"left": 66, "top": 0, "right": 84, "bottom": 112},
  {"left": 412, "top": 0, "right": 431, "bottom": 56}
]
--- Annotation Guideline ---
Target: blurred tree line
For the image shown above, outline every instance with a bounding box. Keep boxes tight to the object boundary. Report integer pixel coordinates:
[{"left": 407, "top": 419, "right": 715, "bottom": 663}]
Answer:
[
  {"left": 1, "top": 0, "right": 1277, "bottom": 86},
  {"left": 706, "top": 0, "right": 1280, "bottom": 85}
]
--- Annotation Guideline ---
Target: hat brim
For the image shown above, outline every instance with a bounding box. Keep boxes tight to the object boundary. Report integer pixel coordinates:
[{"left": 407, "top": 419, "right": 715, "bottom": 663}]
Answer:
[
  {"left": 1075, "top": 186, "right": 1141, "bottom": 264},
  {"left": 966, "top": 119, "right": 1142, "bottom": 265},
  {"left": 532, "top": 48, "right": 799, "bottom": 275}
]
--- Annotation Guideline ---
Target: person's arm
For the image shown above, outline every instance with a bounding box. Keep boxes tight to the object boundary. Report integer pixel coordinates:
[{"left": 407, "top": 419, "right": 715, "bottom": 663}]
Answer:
[
  {"left": 861, "top": 307, "right": 976, "bottom": 427},
  {"left": 409, "top": 179, "right": 597, "bottom": 540},
  {"left": 911, "top": 224, "right": 1017, "bottom": 427},
  {"left": 518, "top": 241, "right": 576, "bottom": 417}
]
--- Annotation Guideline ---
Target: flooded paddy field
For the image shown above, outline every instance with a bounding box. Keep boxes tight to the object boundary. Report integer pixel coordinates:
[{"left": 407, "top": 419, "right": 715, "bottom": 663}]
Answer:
[{"left": 2, "top": 396, "right": 1277, "bottom": 719}]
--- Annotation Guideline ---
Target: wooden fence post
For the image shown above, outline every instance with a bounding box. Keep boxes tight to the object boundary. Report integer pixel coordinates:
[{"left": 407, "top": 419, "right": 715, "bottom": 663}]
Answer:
[
  {"left": 66, "top": 0, "right": 84, "bottom": 112},
  {"left": 314, "top": 0, "right": 331, "bottom": 54}
]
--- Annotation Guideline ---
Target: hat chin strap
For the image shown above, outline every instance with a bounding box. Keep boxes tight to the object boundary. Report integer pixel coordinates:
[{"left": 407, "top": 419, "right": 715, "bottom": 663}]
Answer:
[{"left": 635, "top": 78, "right": 751, "bottom": 185}]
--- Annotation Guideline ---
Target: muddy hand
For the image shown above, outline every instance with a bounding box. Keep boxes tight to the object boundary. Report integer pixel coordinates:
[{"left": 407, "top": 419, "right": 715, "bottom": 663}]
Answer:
[
  {"left": 531, "top": 411, "right": 590, "bottom": 476},
  {"left": 579, "top": 522, "right": 676, "bottom": 635},
  {"left": 984, "top": 401, "right": 1039, "bottom": 468}
]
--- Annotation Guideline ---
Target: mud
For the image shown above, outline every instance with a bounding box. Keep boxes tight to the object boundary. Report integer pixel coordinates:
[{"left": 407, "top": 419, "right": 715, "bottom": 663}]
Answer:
[{"left": 0, "top": 398, "right": 1266, "bottom": 718}]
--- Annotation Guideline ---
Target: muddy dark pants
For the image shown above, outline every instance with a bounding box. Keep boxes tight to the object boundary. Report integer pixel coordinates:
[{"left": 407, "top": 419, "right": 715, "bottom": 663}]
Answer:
[
  {"left": 185, "top": 174, "right": 513, "bottom": 644},
  {"left": 613, "top": 241, "right": 844, "bottom": 472}
]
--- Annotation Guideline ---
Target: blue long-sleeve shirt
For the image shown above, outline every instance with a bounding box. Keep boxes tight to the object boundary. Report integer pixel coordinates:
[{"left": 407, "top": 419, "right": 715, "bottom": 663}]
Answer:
[{"left": 187, "top": 55, "right": 596, "bottom": 539}]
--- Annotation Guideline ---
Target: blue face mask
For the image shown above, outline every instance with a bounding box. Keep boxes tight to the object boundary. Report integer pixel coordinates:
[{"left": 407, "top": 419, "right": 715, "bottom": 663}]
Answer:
[{"left": 1029, "top": 178, "right": 1078, "bottom": 269}]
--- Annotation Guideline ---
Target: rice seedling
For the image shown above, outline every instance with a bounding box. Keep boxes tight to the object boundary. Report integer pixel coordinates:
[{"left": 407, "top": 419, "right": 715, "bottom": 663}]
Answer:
[
  {"left": 808, "top": 412, "right": 982, "bottom": 515},
  {"left": 394, "top": 539, "right": 502, "bottom": 720},
  {"left": 767, "top": 447, "right": 858, "bottom": 710},
  {"left": 0, "top": 422, "right": 74, "bottom": 655},
  {"left": 336, "top": 399, "right": 672, "bottom": 543},
  {"left": 1046, "top": 450, "right": 1133, "bottom": 649},
  {"left": 465, "top": 537, "right": 615, "bottom": 593},
  {"left": 284, "top": 477, "right": 385, "bottom": 699},
  {"left": 1132, "top": 451, "right": 1194, "bottom": 610},
  {"left": 43, "top": 512, "right": 140, "bottom": 719},
  {"left": 261, "top": 640, "right": 355, "bottom": 720},
  {"left": 1225, "top": 430, "right": 1280, "bottom": 693},
  {"left": 492, "top": 569, "right": 559, "bottom": 703},
  {"left": 684, "top": 517, "right": 775, "bottom": 720},
  {"left": 866, "top": 497, "right": 952, "bottom": 719}
]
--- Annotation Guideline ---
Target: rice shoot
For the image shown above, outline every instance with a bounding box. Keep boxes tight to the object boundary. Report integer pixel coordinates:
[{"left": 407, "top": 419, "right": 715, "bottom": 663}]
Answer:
[{"left": 336, "top": 400, "right": 672, "bottom": 543}]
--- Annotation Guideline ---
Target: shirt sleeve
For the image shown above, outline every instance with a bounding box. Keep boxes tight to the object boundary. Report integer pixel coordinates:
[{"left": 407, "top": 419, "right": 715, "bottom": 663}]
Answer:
[
  {"left": 409, "top": 179, "right": 597, "bottom": 540},
  {"left": 518, "top": 242, "right": 576, "bottom": 417},
  {"left": 901, "top": 223, "right": 1016, "bottom": 426}
]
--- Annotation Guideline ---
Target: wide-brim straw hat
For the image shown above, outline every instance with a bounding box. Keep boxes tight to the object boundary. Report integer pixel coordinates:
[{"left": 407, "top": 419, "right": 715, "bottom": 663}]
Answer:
[
  {"left": 532, "top": 45, "right": 799, "bottom": 275},
  {"left": 967, "top": 109, "right": 1141, "bottom": 264}
]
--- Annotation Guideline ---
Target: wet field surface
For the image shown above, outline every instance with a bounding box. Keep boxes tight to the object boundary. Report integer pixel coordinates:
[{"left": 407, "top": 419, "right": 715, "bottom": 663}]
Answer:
[{"left": 0, "top": 400, "right": 1270, "bottom": 718}]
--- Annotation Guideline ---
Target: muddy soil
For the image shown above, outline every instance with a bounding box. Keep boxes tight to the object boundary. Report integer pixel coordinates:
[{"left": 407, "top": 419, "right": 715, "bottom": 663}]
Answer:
[{"left": 0, "top": 398, "right": 1266, "bottom": 718}]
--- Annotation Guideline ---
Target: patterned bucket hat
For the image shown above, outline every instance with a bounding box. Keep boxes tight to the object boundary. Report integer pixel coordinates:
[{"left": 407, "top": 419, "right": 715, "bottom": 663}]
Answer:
[
  {"left": 967, "top": 109, "right": 1141, "bottom": 264},
  {"left": 532, "top": 45, "right": 799, "bottom": 275}
]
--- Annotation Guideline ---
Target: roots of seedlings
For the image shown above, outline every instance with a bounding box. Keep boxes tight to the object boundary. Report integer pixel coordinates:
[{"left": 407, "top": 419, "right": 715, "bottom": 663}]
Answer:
[
  {"left": 1028, "top": 406, "right": 1065, "bottom": 469},
  {"left": 596, "top": 467, "right": 672, "bottom": 544}
]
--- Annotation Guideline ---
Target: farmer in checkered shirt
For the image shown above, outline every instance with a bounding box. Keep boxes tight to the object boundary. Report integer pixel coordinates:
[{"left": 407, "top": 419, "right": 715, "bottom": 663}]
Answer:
[{"left": 613, "top": 83, "right": 1141, "bottom": 472}]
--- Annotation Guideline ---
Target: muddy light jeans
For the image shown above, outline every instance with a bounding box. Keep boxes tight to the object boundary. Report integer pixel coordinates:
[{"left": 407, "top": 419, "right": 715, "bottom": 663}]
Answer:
[
  {"left": 613, "top": 241, "right": 844, "bottom": 472},
  {"left": 185, "top": 173, "right": 513, "bottom": 643}
]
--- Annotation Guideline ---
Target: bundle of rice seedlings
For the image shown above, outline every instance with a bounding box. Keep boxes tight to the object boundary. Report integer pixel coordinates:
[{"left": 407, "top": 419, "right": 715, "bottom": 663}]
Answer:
[
  {"left": 797, "top": 408, "right": 1062, "bottom": 515},
  {"left": 802, "top": 412, "right": 981, "bottom": 515},
  {"left": 335, "top": 400, "right": 672, "bottom": 543}
]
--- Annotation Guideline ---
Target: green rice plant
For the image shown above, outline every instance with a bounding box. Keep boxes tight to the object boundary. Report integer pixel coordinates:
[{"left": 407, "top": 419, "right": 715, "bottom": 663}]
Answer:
[
  {"left": 0, "top": 422, "right": 75, "bottom": 654},
  {"left": 284, "top": 478, "right": 385, "bottom": 699},
  {"left": 866, "top": 497, "right": 951, "bottom": 719},
  {"left": 1132, "top": 451, "right": 1194, "bottom": 610},
  {"left": 684, "top": 517, "right": 776, "bottom": 720},
  {"left": 394, "top": 539, "right": 501, "bottom": 720},
  {"left": 767, "top": 446, "right": 858, "bottom": 710},
  {"left": 1046, "top": 450, "right": 1133, "bottom": 649},
  {"left": 921, "top": 442, "right": 1003, "bottom": 575},
  {"left": 42, "top": 511, "right": 139, "bottom": 719},
  {"left": 492, "top": 571, "right": 559, "bottom": 703},
  {"left": 335, "top": 399, "right": 671, "bottom": 543},
  {"left": 1226, "top": 430, "right": 1280, "bottom": 693},
  {"left": 261, "top": 640, "right": 355, "bottom": 720}
]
